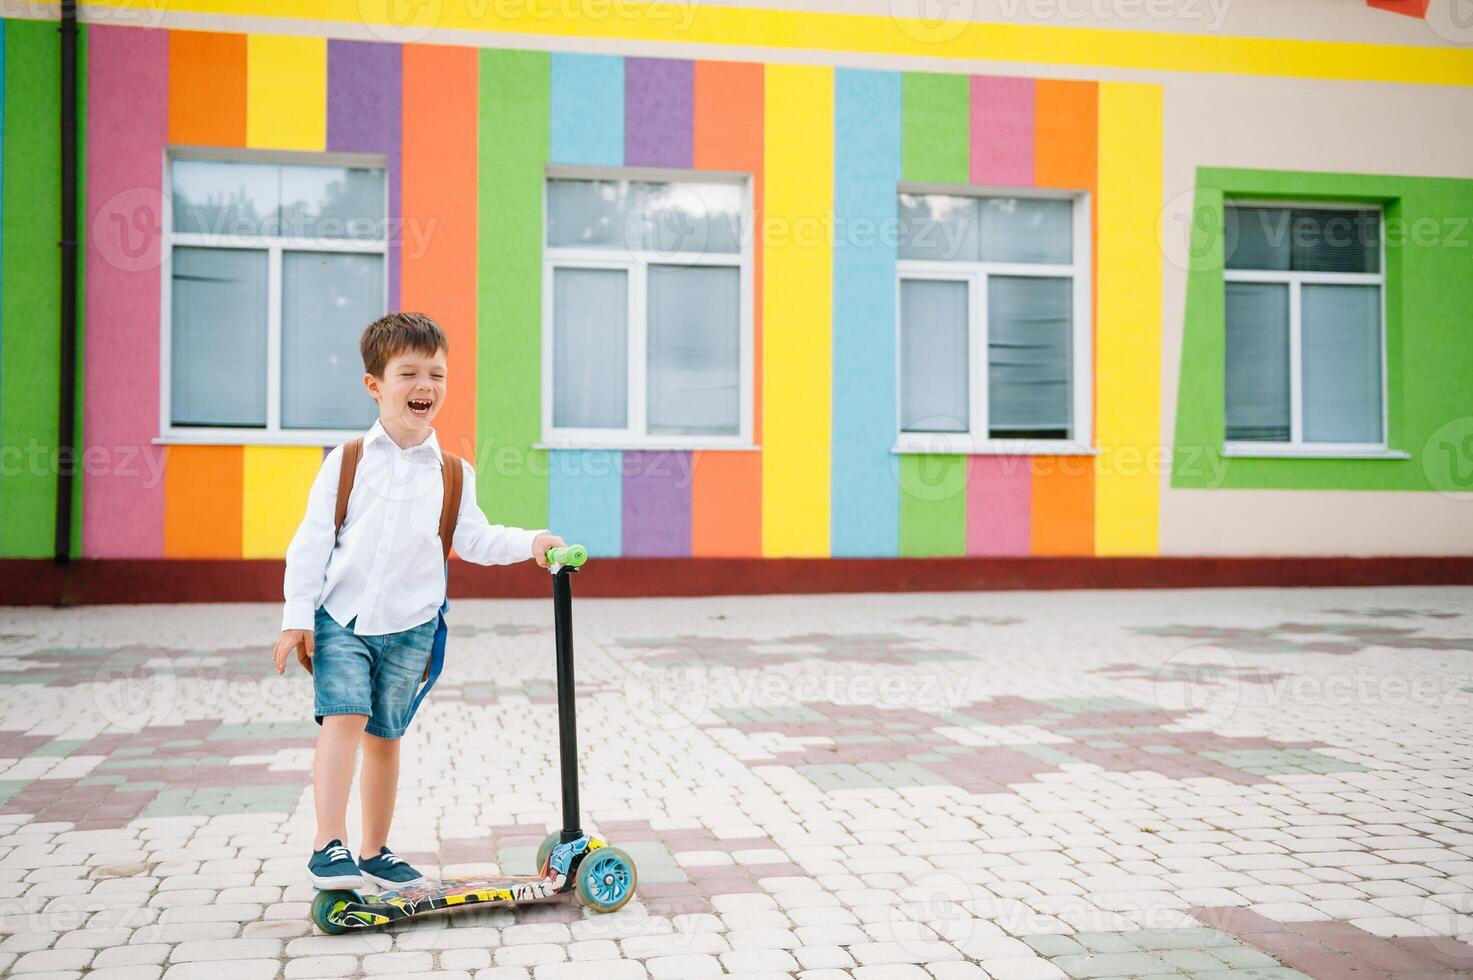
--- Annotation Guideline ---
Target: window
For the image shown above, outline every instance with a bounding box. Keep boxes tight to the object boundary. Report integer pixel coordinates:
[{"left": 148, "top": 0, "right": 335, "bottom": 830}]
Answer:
[
  {"left": 163, "top": 153, "right": 387, "bottom": 443},
  {"left": 542, "top": 172, "right": 752, "bottom": 449},
  {"left": 894, "top": 190, "right": 1091, "bottom": 454},
  {"left": 1223, "top": 204, "right": 1386, "bottom": 455}
]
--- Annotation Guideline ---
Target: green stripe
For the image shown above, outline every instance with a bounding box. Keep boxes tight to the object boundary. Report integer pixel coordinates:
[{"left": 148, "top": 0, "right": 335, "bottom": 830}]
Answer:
[
  {"left": 901, "top": 72, "right": 969, "bottom": 185},
  {"left": 1, "top": 21, "right": 62, "bottom": 558},
  {"left": 898, "top": 454, "right": 967, "bottom": 556},
  {"left": 477, "top": 49, "right": 550, "bottom": 529},
  {"left": 898, "top": 71, "right": 969, "bottom": 555}
]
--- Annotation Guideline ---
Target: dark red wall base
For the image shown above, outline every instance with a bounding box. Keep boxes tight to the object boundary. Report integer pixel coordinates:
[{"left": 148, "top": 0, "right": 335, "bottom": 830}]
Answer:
[{"left": 2, "top": 556, "right": 1471, "bottom": 606}]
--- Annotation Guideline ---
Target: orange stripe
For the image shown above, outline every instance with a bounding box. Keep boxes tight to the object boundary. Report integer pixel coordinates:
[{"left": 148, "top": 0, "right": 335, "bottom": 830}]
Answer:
[
  {"left": 692, "top": 60, "right": 763, "bottom": 556},
  {"left": 1034, "top": 79, "right": 1097, "bottom": 192},
  {"left": 1030, "top": 455, "right": 1094, "bottom": 556},
  {"left": 690, "top": 452, "right": 763, "bottom": 556},
  {"left": 402, "top": 44, "right": 479, "bottom": 462},
  {"left": 163, "top": 446, "right": 244, "bottom": 558},
  {"left": 1035, "top": 79, "right": 1101, "bottom": 508},
  {"left": 168, "top": 31, "right": 246, "bottom": 146}
]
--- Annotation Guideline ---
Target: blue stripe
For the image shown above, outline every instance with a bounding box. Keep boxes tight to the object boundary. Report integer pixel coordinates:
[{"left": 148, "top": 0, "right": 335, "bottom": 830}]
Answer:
[
  {"left": 550, "top": 54, "right": 624, "bottom": 165},
  {"left": 831, "top": 69, "right": 901, "bottom": 557},
  {"left": 548, "top": 450, "right": 623, "bottom": 558},
  {"left": 548, "top": 54, "right": 624, "bottom": 556}
]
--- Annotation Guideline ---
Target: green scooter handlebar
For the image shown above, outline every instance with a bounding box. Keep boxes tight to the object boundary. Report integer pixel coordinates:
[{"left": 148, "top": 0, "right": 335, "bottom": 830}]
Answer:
[{"left": 547, "top": 544, "right": 588, "bottom": 568}]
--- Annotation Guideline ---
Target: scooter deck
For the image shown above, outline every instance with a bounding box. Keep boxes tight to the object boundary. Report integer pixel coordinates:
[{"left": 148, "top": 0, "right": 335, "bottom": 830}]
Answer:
[
  {"left": 320, "top": 871, "right": 567, "bottom": 928},
  {"left": 314, "top": 834, "right": 621, "bottom": 931}
]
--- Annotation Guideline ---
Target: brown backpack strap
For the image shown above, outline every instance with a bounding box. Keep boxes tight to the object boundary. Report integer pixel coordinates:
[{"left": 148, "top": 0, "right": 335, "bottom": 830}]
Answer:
[
  {"left": 334, "top": 438, "right": 364, "bottom": 539},
  {"left": 303, "top": 437, "right": 364, "bottom": 676},
  {"left": 439, "top": 451, "right": 463, "bottom": 562}
]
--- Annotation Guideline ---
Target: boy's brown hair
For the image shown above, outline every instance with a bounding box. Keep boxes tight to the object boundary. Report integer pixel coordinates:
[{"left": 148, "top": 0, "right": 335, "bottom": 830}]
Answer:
[{"left": 360, "top": 312, "right": 449, "bottom": 377}]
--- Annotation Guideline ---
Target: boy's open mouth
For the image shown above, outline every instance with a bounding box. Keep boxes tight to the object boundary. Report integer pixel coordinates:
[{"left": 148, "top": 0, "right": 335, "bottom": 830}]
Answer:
[{"left": 407, "top": 398, "right": 432, "bottom": 418}]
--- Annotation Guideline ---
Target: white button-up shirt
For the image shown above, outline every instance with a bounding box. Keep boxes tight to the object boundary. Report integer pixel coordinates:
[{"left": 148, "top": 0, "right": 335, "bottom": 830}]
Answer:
[{"left": 282, "top": 420, "right": 545, "bottom": 636}]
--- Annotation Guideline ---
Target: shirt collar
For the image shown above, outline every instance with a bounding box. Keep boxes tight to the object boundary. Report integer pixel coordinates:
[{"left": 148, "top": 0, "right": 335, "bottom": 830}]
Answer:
[{"left": 363, "top": 419, "right": 443, "bottom": 465}]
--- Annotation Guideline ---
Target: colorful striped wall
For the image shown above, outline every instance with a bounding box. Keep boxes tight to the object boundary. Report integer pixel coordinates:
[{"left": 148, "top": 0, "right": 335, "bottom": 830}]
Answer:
[{"left": 5, "top": 21, "right": 1166, "bottom": 561}]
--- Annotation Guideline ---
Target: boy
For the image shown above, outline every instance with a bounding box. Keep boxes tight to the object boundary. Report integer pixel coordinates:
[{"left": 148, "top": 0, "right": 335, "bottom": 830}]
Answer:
[{"left": 271, "top": 312, "right": 564, "bottom": 889}]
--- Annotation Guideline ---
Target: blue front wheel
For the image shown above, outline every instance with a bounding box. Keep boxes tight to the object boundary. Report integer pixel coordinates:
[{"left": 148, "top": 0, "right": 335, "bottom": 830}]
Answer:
[{"left": 574, "top": 847, "right": 637, "bottom": 913}]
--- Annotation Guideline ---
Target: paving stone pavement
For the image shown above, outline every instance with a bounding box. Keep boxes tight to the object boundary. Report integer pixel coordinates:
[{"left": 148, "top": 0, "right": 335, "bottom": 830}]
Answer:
[{"left": 1, "top": 585, "right": 1472, "bottom": 979}]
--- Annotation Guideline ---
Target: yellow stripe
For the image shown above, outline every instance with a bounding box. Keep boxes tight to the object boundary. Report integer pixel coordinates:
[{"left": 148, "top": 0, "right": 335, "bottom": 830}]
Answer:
[
  {"left": 246, "top": 34, "right": 326, "bottom": 150},
  {"left": 761, "top": 64, "right": 832, "bottom": 558},
  {"left": 60, "top": 0, "right": 1473, "bottom": 86},
  {"left": 241, "top": 446, "right": 324, "bottom": 558},
  {"left": 1093, "top": 81, "right": 1163, "bottom": 558}
]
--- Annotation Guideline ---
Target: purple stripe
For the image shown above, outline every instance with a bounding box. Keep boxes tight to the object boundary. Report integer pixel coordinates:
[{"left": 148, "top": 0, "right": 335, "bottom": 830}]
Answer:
[
  {"left": 327, "top": 40, "right": 403, "bottom": 309},
  {"left": 621, "top": 451, "right": 692, "bottom": 556},
  {"left": 624, "top": 58, "right": 693, "bottom": 168}
]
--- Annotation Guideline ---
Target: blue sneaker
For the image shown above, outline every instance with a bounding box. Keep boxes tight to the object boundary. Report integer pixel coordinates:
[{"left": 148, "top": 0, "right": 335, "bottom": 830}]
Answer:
[
  {"left": 358, "top": 846, "right": 428, "bottom": 889},
  {"left": 308, "top": 839, "right": 364, "bottom": 890}
]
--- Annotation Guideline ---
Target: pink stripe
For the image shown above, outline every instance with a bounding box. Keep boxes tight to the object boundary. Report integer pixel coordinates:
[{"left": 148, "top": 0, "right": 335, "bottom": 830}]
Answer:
[
  {"left": 84, "top": 26, "right": 168, "bottom": 557},
  {"left": 966, "top": 456, "right": 1031, "bottom": 556},
  {"left": 969, "top": 76, "right": 1034, "bottom": 188}
]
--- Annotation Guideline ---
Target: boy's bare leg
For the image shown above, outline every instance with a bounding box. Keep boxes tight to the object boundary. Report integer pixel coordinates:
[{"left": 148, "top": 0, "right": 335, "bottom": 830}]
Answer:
[
  {"left": 359, "top": 732, "right": 400, "bottom": 855},
  {"left": 313, "top": 714, "right": 368, "bottom": 850}
]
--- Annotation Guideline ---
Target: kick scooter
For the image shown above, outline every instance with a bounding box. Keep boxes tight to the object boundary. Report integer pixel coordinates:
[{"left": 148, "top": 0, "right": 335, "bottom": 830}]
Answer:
[{"left": 310, "top": 545, "right": 638, "bottom": 933}]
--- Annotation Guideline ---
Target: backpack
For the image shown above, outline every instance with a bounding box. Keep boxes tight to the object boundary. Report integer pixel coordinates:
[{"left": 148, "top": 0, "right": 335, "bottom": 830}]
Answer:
[{"left": 297, "top": 437, "right": 464, "bottom": 706}]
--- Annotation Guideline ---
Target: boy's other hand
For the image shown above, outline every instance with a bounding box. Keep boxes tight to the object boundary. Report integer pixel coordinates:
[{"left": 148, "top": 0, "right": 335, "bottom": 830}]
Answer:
[
  {"left": 531, "top": 533, "right": 567, "bottom": 568},
  {"left": 273, "top": 629, "right": 313, "bottom": 675}
]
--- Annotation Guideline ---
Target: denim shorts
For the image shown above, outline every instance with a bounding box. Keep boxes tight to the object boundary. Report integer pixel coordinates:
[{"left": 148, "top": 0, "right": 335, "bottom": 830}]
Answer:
[{"left": 312, "top": 607, "right": 437, "bottom": 739}]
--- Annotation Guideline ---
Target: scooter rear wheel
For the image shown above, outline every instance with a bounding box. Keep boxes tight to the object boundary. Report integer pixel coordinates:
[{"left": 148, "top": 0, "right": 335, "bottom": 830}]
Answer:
[
  {"left": 310, "top": 889, "right": 360, "bottom": 935},
  {"left": 534, "top": 831, "right": 562, "bottom": 876},
  {"left": 575, "top": 847, "right": 637, "bottom": 913}
]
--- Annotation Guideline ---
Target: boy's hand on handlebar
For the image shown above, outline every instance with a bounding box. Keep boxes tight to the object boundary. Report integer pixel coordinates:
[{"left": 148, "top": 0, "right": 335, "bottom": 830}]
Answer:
[
  {"left": 532, "top": 533, "right": 566, "bottom": 568},
  {"left": 273, "top": 629, "right": 313, "bottom": 675}
]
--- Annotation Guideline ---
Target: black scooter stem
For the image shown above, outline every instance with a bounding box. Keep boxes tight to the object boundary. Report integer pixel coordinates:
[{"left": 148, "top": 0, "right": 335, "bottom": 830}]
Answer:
[{"left": 553, "top": 567, "right": 582, "bottom": 843}]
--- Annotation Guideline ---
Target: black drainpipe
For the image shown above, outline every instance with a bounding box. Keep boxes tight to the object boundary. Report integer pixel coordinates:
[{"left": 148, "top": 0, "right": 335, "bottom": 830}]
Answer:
[{"left": 56, "top": 0, "right": 78, "bottom": 565}]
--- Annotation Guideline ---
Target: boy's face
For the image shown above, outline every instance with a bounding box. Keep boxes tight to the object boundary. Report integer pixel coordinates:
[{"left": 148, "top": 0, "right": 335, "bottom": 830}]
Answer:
[{"left": 365, "top": 346, "right": 447, "bottom": 436}]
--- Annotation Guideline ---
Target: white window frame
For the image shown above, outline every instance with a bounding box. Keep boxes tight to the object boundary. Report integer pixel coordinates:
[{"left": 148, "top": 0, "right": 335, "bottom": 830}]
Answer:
[
  {"left": 893, "top": 184, "right": 1094, "bottom": 457},
  {"left": 538, "top": 165, "right": 756, "bottom": 452},
  {"left": 1221, "top": 199, "right": 1395, "bottom": 460},
  {"left": 157, "top": 147, "right": 390, "bottom": 447}
]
